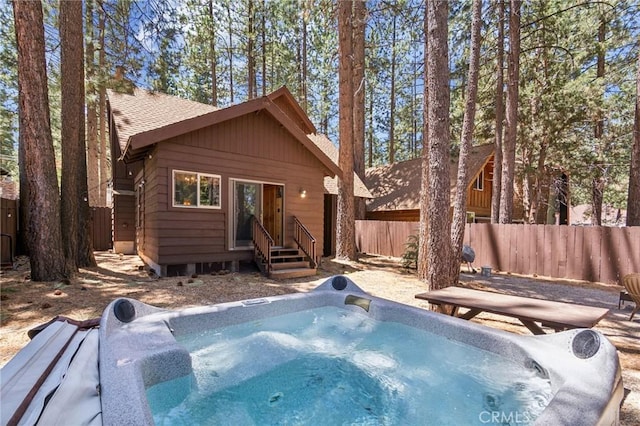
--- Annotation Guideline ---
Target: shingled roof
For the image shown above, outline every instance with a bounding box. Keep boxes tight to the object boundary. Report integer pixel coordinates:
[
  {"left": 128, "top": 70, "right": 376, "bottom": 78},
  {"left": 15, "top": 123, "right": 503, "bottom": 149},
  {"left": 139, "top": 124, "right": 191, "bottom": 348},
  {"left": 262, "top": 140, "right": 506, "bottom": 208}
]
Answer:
[
  {"left": 307, "top": 134, "right": 372, "bottom": 199},
  {"left": 107, "top": 87, "right": 342, "bottom": 178},
  {"left": 108, "top": 88, "right": 378, "bottom": 198},
  {"left": 365, "top": 143, "right": 495, "bottom": 212},
  {"left": 108, "top": 88, "right": 218, "bottom": 154}
]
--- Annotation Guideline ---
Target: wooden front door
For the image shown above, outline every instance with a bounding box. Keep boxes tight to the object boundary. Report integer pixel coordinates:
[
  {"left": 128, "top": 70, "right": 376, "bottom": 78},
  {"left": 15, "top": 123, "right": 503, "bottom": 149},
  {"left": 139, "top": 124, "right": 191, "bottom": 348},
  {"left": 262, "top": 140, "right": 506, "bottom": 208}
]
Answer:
[{"left": 263, "top": 184, "right": 283, "bottom": 246}]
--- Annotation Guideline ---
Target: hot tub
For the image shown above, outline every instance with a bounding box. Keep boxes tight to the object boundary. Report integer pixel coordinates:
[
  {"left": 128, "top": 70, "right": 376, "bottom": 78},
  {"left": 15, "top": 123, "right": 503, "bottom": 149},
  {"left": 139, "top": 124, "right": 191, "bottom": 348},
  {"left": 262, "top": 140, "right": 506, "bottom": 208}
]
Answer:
[{"left": 99, "top": 275, "right": 623, "bottom": 425}]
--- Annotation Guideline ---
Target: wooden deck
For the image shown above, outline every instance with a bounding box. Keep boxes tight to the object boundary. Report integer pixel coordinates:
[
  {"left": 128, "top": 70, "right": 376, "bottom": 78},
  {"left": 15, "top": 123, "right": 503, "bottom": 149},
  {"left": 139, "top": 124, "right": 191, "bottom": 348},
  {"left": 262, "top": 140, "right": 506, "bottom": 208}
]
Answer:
[{"left": 416, "top": 286, "right": 610, "bottom": 335}]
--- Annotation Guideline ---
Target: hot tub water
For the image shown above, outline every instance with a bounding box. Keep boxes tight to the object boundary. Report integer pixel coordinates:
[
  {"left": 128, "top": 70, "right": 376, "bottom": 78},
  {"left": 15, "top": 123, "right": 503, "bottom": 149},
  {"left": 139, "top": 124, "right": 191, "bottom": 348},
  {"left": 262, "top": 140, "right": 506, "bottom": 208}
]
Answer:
[{"left": 146, "top": 306, "right": 553, "bottom": 425}]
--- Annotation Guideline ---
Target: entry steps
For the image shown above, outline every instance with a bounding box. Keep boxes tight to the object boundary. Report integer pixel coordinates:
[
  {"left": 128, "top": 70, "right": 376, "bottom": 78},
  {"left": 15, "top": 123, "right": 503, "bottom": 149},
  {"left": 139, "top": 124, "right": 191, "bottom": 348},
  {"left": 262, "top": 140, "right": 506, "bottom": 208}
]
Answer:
[{"left": 265, "top": 247, "right": 316, "bottom": 279}]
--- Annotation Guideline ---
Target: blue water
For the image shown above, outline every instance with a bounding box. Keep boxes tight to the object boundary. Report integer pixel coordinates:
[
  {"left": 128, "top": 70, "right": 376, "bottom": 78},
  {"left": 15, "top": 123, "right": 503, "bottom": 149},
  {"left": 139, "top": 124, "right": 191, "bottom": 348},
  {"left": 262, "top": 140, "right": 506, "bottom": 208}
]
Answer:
[{"left": 147, "top": 306, "right": 553, "bottom": 425}]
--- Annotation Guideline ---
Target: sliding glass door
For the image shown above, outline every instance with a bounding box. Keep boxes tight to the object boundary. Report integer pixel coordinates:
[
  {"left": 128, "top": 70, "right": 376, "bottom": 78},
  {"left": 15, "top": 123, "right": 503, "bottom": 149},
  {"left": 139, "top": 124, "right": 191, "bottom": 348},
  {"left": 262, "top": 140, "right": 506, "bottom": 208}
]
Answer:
[{"left": 231, "top": 180, "right": 284, "bottom": 249}]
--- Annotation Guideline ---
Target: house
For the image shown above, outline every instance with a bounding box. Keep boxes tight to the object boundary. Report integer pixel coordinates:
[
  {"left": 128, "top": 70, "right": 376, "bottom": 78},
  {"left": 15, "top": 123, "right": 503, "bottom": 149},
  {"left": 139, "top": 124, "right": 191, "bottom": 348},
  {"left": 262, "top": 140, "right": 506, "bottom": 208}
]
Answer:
[
  {"left": 108, "top": 86, "right": 370, "bottom": 278},
  {"left": 364, "top": 144, "right": 495, "bottom": 222}
]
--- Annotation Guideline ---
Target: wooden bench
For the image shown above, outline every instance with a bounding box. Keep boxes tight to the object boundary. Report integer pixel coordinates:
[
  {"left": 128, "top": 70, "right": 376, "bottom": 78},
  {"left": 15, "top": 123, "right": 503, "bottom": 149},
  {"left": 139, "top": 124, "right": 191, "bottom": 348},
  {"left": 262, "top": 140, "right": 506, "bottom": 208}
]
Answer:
[{"left": 415, "top": 286, "right": 610, "bottom": 335}]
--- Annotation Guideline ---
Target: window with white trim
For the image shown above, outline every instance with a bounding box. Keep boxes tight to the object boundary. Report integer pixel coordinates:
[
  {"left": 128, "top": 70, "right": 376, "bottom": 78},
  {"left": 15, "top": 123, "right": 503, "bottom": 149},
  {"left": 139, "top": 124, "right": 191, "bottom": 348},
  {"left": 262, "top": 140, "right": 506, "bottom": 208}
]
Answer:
[
  {"left": 473, "top": 169, "right": 484, "bottom": 191},
  {"left": 173, "top": 170, "right": 221, "bottom": 208}
]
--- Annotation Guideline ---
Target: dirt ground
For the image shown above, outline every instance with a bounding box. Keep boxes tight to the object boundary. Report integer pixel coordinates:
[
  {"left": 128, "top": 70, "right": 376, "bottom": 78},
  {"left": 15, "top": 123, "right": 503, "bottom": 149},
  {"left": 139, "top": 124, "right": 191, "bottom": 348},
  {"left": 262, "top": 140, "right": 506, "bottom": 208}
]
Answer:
[{"left": 1, "top": 251, "right": 638, "bottom": 424}]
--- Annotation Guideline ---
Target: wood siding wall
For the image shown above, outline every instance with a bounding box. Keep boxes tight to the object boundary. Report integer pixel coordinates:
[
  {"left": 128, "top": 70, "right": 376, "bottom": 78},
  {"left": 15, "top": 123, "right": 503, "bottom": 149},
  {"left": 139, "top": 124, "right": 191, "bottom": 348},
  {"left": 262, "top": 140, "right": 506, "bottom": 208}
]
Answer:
[
  {"left": 355, "top": 220, "right": 640, "bottom": 284},
  {"left": 90, "top": 207, "right": 113, "bottom": 251},
  {"left": 365, "top": 209, "right": 420, "bottom": 222},
  {"left": 109, "top": 104, "right": 141, "bottom": 192},
  {"left": 467, "top": 161, "right": 492, "bottom": 217},
  {"left": 113, "top": 193, "right": 135, "bottom": 243},
  {"left": 323, "top": 194, "right": 337, "bottom": 256},
  {"left": 1, "top": 198, "right": 17, "bottom": 265},
  {"left": 141, "top": 111, "right": 328, "bottom": 266}
]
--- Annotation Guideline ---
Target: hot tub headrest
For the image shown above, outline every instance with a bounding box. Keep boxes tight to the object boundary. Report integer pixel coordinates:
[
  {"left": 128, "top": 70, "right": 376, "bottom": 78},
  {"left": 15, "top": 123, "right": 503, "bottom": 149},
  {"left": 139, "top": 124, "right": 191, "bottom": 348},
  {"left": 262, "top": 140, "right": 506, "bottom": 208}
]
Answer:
[
  {"left": 113, "top": 299, "right": 136, "bottom": 323},
  {"left": 572, "top": 329, "right": 601, "bottom": 359},
  {"left": 101, "top": 298, "right": 168, "bottom": 335},
  {"left": 314, "top": 275, "right": 367, "bottom": 294}
]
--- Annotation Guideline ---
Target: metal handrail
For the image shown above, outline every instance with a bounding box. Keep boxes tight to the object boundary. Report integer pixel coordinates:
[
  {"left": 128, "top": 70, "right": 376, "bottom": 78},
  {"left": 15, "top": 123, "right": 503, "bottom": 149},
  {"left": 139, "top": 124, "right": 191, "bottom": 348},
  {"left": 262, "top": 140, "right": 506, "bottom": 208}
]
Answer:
[
  {"left": 252, "top": 216, "right": 273, "bottom": 274},
  {"left": 293, "top": 216, "right": 317, "bottom": 268}
]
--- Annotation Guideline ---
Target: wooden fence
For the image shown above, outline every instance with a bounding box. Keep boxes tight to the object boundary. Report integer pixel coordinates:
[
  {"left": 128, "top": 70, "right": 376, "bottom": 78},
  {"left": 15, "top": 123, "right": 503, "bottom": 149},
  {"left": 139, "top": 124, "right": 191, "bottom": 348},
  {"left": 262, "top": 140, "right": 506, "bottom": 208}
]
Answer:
[
  {"left": 356, "top": 220, "right": 418, "bottom": 258},
  {"left": 355, "top": 220, "right": 640, "bottom": 284},
  {"left": 0, "top": 203, "right": 111, "bottom": 266}
]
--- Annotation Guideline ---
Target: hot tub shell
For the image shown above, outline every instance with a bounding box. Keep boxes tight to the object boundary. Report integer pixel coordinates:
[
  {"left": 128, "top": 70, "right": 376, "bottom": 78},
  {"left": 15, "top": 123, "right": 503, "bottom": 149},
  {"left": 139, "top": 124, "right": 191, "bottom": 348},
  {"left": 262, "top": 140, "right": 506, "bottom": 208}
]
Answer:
[{"left": 99, "top": 276, "right": 623, "bottom": 425}]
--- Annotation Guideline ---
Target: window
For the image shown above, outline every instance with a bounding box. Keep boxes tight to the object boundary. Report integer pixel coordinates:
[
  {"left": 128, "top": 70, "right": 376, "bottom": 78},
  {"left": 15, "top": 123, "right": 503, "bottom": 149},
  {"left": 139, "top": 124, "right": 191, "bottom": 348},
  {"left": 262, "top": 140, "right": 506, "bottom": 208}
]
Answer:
[
  {"left": 173, "top": 170, "right": 221, "bottom": 208},
  {"left": 473, "top": 169, "right": 484, "bottom": 191}
]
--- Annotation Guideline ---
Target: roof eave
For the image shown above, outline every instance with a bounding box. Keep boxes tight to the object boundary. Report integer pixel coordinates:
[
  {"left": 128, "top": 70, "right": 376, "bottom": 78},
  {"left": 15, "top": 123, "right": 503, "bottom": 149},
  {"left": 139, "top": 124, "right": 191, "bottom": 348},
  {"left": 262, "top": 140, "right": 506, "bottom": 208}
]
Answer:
[{"left": 116, "top": 95, "right": 341, "bottom": 179}]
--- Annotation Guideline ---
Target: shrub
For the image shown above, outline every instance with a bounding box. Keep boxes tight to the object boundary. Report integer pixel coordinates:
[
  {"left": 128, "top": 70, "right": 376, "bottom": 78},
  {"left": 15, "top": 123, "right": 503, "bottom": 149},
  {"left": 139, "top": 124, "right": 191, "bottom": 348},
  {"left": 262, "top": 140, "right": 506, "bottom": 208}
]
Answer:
[{"left": 402, "top": 234, "right": 419, "bottom": 269}]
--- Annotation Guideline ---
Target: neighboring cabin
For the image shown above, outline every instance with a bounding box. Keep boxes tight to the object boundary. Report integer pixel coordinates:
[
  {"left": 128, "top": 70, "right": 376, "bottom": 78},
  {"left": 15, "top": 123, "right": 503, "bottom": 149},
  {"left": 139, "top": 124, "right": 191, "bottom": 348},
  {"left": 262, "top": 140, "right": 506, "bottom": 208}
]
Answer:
[
  {"left": 365, "top": 144, "right": 496, "bottom": 222},
  {"left": 108, "top": 86, "right": 370, "bottom": 278}
]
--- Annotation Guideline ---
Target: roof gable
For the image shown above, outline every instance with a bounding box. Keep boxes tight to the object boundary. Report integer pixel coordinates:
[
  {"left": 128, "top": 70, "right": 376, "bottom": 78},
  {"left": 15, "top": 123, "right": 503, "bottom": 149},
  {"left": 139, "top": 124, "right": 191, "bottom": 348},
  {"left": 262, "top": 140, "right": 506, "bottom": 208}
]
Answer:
[
  {"left": 107, "top": 88, "right": 341, "bottom": 178},
  {"left": 267, "top": 86, "right": 317, "bottom": 135}
]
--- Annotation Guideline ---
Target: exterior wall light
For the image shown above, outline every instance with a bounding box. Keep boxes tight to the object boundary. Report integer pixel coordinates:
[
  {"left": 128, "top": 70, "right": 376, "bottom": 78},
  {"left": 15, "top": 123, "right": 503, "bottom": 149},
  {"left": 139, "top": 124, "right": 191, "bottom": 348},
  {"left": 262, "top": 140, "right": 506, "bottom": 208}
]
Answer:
[{"left": 300, "top": 188, "right": 307, "bottom": 198}]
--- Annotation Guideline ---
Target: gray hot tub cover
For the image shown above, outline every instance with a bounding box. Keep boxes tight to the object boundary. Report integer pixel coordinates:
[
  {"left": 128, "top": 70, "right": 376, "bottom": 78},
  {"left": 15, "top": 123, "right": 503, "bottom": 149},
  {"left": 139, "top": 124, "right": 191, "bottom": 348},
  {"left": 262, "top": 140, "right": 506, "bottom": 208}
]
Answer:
[{"left": 0, "top": 316, "right": 101, "bottom": 426}]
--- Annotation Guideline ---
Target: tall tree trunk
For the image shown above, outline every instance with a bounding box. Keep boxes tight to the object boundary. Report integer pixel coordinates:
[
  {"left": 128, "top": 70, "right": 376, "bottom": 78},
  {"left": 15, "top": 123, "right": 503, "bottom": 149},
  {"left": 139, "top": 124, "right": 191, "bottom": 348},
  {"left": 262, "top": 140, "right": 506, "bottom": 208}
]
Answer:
[
  {"left": 227, "top": 1, "right": 234, "bottom": 103},
  {"left": 592, "top": 16, "right": 606, "bottom": 226},
  {"left": 85, "top": 0, "right": 99, "bottom": 207},
  {"left": 498, "top": 0, "right": 521, "bottom": 224},
  {"left": 368, "top": 90, "right": 374, "bottom": 168},
  {"left": 524, "top": 87, "right": 547, "bottom": 224},
  {"left": 417, "top": 1, "right": 430, "bottom": 281},
  {"left": 13, "top": 0, "right": 69, "bottom": 281},
  {"left": 353, "top": 0, "right": 366, "bottom": 220},
  {"left": 98, "top": 1, "right": 108, "bottom": 206},
  {"left": 491, "top": 0, "right": 505, "bottom": 224},
  {"left": 530, "top": 16, "right": 551, "bottom": 224},
  {"left": 300, "top": 2, "right": 308, "bottom": 110},
  {"left": 336, "top": 0, "right": 355, "bottom": 260},
  {"left": 423, "top": 0, "right": 451, "bottom": 289},
  {"left": 450, "top": 0, "right": 482, "bottom": 280},
  {"left": 261, "top": 0, "right": 266, "bottom": 96},
  {"left": 412, "top": 48, "right": 419, "bottom": 158},
  {"left": 208, "top": 0, "right": 218, "bottom": 106},
  {"left": 530, "top": 136, "right": 549, "bottom": 223},
  {"left": 388, "top": 13, "right": 397, "bottom": 164},
  {"left": 247, "top": 0, "right": 256, "bottom": 99},
  {"left": 60, "top": 0, "right": 96, "bottom": 269},
  {"left": 521, "top": 144, "right": 533, "bottom": 221},
  {"left": 628, "top": 48, "right": 640, "bottom": 226}
]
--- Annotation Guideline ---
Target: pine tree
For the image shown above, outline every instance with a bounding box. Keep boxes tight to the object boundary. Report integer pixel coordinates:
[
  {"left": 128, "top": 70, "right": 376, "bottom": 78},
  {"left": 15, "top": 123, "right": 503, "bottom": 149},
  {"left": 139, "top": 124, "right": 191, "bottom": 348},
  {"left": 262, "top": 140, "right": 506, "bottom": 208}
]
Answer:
[
  {"left": 353, "top": 0, "right": 366, "bottom": 220},
  {"left": 628, "top": 48, "right": 640, "bottom": 226},
  {"left": 60, "top": 0, "right": 96, "bottom": 269},
  {"left": 450, "top": 0, "right": 482, "bottom": 280},
  {"left": 336, "top": 0, "right": 355, "bottom": 260},
  {"left": 13, "top": 0, "right": 69, "bottom": 280},
  {"left": 0, "top": 1, "right": 17, "bottom": 177},
  {"left": 491, "top": 0, "right": 505, "bottom": 224},
  {"left": 422, "top": 0, "right": 451, "bottom": 289},
  {"left": 499, "top": 0, "right": 521, "bottom": 223},
  {"left": 85, "top": 0, "right": 100, "bottom": 206},
  {"left": 97, "top": 1, "right": 108, "bottom": 206}
]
